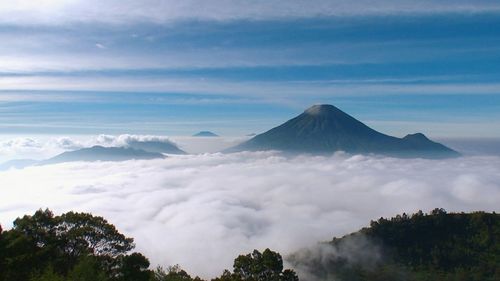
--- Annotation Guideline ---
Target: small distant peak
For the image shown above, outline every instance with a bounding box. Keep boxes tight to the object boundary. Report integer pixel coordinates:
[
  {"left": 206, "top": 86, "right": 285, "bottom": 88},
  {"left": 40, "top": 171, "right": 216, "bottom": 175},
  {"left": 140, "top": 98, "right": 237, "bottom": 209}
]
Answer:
[
  {"left": 304, "top": 104, "right": 340, "bottom": 115},
  {"left": 193, "top": 131, "right": 219, "bottom": 137},
  {"left": 89, "top": 145, "right": 106, "bottom": 149},
  {"left": 403, "top": 133, "right": 429, "bottom": 141}
]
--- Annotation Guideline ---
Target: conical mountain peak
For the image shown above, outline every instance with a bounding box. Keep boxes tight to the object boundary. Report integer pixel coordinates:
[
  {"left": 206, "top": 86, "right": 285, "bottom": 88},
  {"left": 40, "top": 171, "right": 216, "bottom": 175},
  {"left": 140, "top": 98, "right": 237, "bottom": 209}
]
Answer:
[
  {"left": 304, "top": 104, "right": 340, "bottom": 115},
  {"left": 228, "top": 104, "right": 460, "bottom": 158},
  {"left": 403, "top": 133, "right": 429, "bottom": 141}
]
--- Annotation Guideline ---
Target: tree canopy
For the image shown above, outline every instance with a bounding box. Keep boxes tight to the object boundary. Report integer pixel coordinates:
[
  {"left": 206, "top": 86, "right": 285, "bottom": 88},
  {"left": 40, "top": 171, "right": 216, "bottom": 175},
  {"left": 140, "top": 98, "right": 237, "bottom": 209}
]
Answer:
[
  {"left": 289, "top": 209, "right": 500, "bottom": 281},
  {"left": 213, "top": 249, "right": 298, "bottom": 281},
  {"left": 0, "top": 209, "right": 298, "bottom": 281},
  {"left": 0, "top": 209, "right": 145, "bottom": 281}
]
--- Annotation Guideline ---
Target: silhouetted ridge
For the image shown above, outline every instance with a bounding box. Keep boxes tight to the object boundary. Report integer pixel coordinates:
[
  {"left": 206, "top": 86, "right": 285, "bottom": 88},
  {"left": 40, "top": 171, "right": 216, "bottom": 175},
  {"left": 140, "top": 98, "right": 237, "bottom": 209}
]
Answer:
[
  {"left": 40, "top": 146, "right": 165, "bottom": 165},
  {"left": 193, "top": 131, "right": 219, "bottom": 137},
  {"left": 228, "top": 104, "right": 460, "bottom": 158},
  {"left": 126, "top": 140, "right": 185, "bottom": 154}
]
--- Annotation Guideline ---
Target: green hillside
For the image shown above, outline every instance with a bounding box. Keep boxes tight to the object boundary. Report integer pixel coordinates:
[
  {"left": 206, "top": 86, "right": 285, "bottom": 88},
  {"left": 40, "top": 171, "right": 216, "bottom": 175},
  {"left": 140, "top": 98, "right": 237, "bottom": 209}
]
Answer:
[{"left": 290, "top": 209, "right": 500, "bottom": 281}]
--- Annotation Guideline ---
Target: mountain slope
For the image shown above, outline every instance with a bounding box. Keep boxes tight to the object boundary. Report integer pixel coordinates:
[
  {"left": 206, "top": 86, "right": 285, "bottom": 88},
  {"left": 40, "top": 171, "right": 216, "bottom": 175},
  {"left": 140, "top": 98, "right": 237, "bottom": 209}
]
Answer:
[
  {"left": 39, "top": 146, "right": 165, "bottom": 165},
  {"left": 126, "top": 140, "right": 186, "bottom": 154},
  {"left": 229, "top": 104, "right": 459, "bottom": 158}
]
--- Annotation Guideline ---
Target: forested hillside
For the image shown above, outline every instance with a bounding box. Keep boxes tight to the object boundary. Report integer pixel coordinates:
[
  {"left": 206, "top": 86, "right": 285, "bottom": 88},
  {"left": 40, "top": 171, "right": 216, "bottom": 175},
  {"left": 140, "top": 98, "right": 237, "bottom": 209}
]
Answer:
[{"left": 290, "top": 209, "right": 500, "bottom": 281}]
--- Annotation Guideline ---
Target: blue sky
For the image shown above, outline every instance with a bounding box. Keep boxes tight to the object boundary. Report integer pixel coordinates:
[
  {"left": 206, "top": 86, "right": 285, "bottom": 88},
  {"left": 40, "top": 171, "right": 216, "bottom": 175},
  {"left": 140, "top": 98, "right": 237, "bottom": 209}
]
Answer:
[{"left": 1, "top": 1, "right": 500, "bottom": 137}]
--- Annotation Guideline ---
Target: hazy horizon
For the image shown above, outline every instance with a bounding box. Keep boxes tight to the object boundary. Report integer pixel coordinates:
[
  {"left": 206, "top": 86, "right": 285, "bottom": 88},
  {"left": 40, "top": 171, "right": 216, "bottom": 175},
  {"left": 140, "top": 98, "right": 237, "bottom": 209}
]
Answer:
[{"left": 1, "top": 133, "right": 500, "bottom": 163}]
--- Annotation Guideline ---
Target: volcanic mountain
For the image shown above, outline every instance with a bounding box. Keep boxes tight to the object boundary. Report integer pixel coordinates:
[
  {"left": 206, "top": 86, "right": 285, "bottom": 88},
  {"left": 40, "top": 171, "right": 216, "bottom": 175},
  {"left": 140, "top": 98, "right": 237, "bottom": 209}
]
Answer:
[{"left": 228, "top": 104, "right": 459, "bottom": 158}]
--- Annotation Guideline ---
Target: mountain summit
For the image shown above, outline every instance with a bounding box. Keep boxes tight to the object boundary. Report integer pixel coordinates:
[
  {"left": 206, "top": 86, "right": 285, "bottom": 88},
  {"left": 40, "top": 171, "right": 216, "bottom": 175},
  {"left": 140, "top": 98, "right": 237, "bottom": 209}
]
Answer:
[
  {"left": 193, "top": 131, "right": 219, "bottom": 137},
  {"left": 228, "top": 104, "right": 459, "bottom": 158}
]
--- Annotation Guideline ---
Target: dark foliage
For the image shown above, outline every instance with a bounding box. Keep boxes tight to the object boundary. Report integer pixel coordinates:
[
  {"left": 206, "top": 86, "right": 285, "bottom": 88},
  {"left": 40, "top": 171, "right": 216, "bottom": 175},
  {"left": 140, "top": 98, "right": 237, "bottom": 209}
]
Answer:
[
  {"left": 290, "top": 209, "right": 500, "bottom": 281},
  {"left": 0, "top": 209, "right": 139, "bottom": 281},
  {"left": 152, "top": 265, "right": 204, "bottom": 281},
  {"left": 212, "top": 249, "right": 299, "bottom": 281},
  {"left": 0, "top": 209, "right": 297, "bottom": 281},
  {"left": 117, "top": 252, "right": 151, "bottom": 281},
  {"left": 365, "top": 209, "right": 500, "bottom": 272}
]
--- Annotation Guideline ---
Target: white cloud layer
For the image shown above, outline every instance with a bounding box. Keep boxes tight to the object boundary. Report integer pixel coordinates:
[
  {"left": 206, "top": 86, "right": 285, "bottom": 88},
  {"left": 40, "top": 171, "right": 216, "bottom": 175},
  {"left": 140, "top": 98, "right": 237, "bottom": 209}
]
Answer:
[
  {"left": 1, "top": 152, "right": 499, "bottom": 278},
  {"left": 1, "top": 0, "right": 499, "bottom": 26},
  {"left": 94, "top": 134, "right": 178, "bottom": 148},
  {"left": 0, "top": 136, "right": 70, "bottom": 161}
]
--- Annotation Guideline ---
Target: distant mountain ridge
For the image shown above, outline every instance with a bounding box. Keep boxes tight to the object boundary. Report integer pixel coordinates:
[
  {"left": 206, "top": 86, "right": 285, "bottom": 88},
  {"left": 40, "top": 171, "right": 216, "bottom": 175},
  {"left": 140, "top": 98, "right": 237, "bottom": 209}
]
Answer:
[
  {"left": 39, "top": 146, "right": 165, "bottom": 165},
  {"left": 229, "top": 104, "right": 460, "bottom": 158},
  {"left": 126, "top": 139, "right": 185, "bottom": 154},
  {"left": 0, "top": 138, "right": 183, "bottom": 169},
  {"left": 193, "top": 131, "right": 219, "bottom": 137}
]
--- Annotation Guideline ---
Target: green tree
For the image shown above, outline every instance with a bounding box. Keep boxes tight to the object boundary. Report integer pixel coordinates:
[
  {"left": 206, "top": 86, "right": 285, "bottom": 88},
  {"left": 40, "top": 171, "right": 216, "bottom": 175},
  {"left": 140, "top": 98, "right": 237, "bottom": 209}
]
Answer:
[
  {"left": 211, "top": 270, "right": 233, "bottom": 281},
  {"left": 58, "top": 211, "right": 134, "bottom": 258},
  {"left": 30, "top": 266, "right": 65, "bottom": 281},
  {"left": 118, "top": 252, "right": 151, "bottom": 281},
  {"left": 9, "top": 209, "right": 62, "bottom": 275},
  {"left": 2, "top": 222, "right": 55, "bottom": 280},
  {"left": 67, "top": 255, "right": 108, "bottom": 281},
  {"left": 220, "top": 249, "right": 299, "bottom": 281},
  {"left": 0, "top": 224, "right": 5, "bottom": 279},
  {"left": 1, "top": 209, "right": 137, "bottom": 281},
  {"left": 153, "top": 264, "right": 201, "bottom": 281}
]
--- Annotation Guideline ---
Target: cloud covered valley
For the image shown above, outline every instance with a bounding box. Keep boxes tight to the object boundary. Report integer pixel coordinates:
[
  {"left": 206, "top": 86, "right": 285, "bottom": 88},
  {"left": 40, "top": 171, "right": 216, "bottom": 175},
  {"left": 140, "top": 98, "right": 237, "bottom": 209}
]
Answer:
[{"left": 1, "top": 142, "right": 500, "bottom": 278}]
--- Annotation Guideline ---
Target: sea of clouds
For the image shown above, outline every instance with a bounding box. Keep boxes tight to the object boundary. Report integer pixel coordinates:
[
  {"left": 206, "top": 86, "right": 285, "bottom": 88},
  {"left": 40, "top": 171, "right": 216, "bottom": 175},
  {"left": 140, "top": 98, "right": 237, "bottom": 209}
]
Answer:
[{"left": 1, "top": 140, "right": 500, "bottom": 278}]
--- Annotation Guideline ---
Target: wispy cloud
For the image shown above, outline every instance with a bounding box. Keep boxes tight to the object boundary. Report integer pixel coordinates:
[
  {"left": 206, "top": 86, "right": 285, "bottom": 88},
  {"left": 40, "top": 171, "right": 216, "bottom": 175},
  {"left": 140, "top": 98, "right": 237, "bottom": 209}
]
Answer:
[
  {"left": 2, "top": 75, "right": 500, "bottom": 97},
  {"left": 95, "top": 43, "right": 106, "bottom": 49},
  {"left": 1, "top": 0, "right": 499, "bottom": 26}
]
